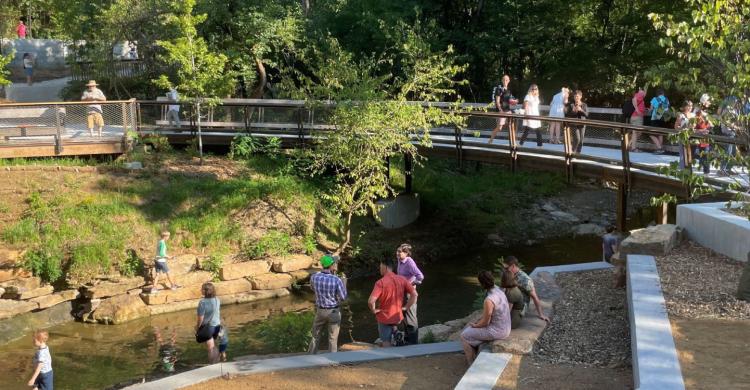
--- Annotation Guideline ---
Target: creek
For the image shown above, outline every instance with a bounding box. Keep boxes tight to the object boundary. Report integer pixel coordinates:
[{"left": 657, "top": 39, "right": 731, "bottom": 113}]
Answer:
[{"left": 0, "top": 234, "right": 606, "bottom": 390}]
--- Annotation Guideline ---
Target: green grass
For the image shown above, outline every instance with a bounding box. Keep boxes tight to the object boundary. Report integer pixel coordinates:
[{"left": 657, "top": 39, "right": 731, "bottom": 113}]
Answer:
[
  {"left": 1, "top": 154, "right": 324, "bottom": 284},
  {"left": 0, "top": 156, "right": 118, "bottom": 167}
]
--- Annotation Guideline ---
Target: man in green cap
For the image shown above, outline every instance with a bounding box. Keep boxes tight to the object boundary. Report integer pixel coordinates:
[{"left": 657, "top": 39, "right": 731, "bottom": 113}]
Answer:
[{"left": 308, "top": 254, "right": 347, "bottom": 354}]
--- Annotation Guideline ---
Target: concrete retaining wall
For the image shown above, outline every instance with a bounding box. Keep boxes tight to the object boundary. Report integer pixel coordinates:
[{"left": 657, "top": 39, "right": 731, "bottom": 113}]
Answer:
[
  {"left": 677, "top": 202, "right": 750, "bottom": 263},
  {"left": 375, "top": 193, "right": 420, "bottom": 229},
  {"left": 627, "top": 255, "right": 685, "bottom": 390}
]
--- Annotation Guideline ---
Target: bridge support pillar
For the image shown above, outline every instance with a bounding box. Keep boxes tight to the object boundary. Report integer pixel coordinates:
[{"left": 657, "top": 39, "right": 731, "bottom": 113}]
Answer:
[{"left": 617, "top": 183, "right": 628, "bottom": 232}]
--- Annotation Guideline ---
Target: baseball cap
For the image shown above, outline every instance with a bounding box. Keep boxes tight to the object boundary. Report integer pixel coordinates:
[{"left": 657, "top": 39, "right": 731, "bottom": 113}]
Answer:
[{"left": 320, "top": 255, "right": 337, "bottom": 268}]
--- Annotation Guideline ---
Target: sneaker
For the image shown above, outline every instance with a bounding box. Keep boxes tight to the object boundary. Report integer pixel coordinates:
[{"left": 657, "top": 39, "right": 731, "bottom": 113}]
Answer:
[
  {"left": 151, "top": 288, "right": 160, "bottom": 294},
  {"left": 631, "top": 148, "right": 641, "bottom": 153},
  {"left": 654, "top": 149, "right": 665, "bottom": 154}
]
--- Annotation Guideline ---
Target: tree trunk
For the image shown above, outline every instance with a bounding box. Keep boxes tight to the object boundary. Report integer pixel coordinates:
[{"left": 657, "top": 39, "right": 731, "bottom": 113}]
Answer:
[
  {"left": 250, "top": 56, "right": 267, "bottom": 99},
  {"left": 196, "top": 101, "right": 204, "bottom": 164},
  {"left": 300, "top": 0, "right": 311, "bottom": 16},
  {"left": 335, "top": 211, "right": 353, "bottom": 255}
]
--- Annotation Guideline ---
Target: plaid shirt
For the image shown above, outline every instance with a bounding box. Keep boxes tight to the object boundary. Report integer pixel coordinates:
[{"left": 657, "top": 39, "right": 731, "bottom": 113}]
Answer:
[{"left": 311, "top": 271, "right": 347, "bottom": 309}]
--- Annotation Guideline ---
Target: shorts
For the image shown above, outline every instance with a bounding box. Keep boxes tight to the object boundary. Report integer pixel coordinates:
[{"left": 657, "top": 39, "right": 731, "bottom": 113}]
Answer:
[
  {"left": 25, "top": 67, "right": 33, "bottom": 77},
  {"left": 35, "top": 370, "right": 53, "bottom": 390},
  {"left": 87, "top": 112, "right": 104, "bottom": 129},
  {"left": 219, "top": 342, "right": 228, "bottom": 353},
  {"left": 630, "top": 116, "right": 643, "bottom": 126},
  {"left": 377, "top": 322, "right": 396, "bottom": 344},
  {"left": 155, "top": 260, "right": 169, "bottom": 273}
]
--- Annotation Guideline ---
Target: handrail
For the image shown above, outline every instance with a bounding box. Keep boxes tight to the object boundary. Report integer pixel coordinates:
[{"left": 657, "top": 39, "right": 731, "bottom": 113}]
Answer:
[{"left": 0, "top": 99, "right": 137, "bottom": 108}]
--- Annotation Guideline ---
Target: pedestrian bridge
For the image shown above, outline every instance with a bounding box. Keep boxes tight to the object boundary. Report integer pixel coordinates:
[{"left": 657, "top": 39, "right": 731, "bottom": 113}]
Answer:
[{"left": 0, "top": 98, "right": 746, "bottom": 228}]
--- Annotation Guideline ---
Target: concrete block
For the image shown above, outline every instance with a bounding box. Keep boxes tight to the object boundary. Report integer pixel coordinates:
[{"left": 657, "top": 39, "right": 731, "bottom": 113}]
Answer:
[
  {"left": 219, "top": 260, "right": 270, "bottom": 281},
  {"left": 249, "top": 273, "right": 293, "bottom": 290},
  {"left": 677, "top": 202, "right": 750, "bottom": 262},
  {"left": 376, "top": 193, "right": 420, "bottom": 229},
  {"left": 455, "top": 352, "right": 512, "bottom": 390},
  {"left": 627, "top": 255, "right": 685, "bottom": 390},
  {"left": 271, "top": 254, "right": 313, "bottom": 273}
]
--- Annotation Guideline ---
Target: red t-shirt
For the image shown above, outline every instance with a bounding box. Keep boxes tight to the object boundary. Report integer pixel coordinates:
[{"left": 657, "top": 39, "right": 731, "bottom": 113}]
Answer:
[
  {"left": 370, "top": 272, "right": 415, "bottom": 325},
  {"left": 16, "top": 24, "right": 26, "bottom": 38}
]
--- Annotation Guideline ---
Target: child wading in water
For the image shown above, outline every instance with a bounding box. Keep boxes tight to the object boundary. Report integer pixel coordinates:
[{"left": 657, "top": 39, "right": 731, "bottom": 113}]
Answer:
[
  {"left": 28, "top": 330, "right": 53, "bottom": 390},
  {"left": 218, "top": 325, "right": 229, "bottom": 362},
  {"left": 152, "top": 231, "right": 180, "bottom": 292}
]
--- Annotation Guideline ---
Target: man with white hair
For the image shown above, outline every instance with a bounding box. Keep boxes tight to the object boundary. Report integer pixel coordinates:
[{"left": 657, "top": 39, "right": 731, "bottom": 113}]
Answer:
[{"left": 81, "top": 80, "right": 107, "bottom": 137}]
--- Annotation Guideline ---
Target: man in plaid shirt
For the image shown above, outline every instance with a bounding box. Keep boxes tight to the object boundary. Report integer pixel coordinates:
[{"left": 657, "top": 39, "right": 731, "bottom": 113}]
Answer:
[{"left": 308, "top": 255, "right": 347, "bottom": 354}]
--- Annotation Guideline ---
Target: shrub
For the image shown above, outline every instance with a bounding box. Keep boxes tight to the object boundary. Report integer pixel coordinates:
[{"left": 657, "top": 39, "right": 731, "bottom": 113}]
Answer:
[
  {"left": 22, "top": 249, "right": 63, "bottom": 284},
  {"left": 201, "top": 255, "right": 223, "bottom": 281},
  {"left": 302, "top": 235, "right": 316, "bottom": 256},
  {"left": 244, "top": 230, "right": 292, "bottom": 259},
  {"left": 256, "top": 311, "right": 314, "bottom": 352},
  {"left": 68, "top": 244, "right": 111, "bottom": 282},
  {"left": 2, "top": 218, "right": 37, "bottom": 244},
  {"left": 229, "top": 135, "right": 262, "bottom": 160},
  {"left": 421, "top": 330, "right": 437, "bottom": 344},
  {"left": 120, "top": 249, "right": 144, "bottom": 278}
]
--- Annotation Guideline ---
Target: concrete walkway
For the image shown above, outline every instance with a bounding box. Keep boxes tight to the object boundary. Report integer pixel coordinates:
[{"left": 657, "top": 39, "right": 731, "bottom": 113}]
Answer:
[{"left": 125, "top": 341, "right": 463, "bottom": 390}]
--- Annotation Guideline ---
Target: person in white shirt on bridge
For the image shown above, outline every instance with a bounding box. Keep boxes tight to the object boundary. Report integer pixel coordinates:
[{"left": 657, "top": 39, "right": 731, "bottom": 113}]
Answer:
[
  {"left": 519, "top": 84, "right": 543, "bottom": 147},
  {"left": 547, "top": 87, "right": 569, "bottom": 144},
  {"left": 166, "top": 88, "right": 181, "bottom": 128},
  {"left": 81, "top": 80, "right": 107, "bottom": 137}
]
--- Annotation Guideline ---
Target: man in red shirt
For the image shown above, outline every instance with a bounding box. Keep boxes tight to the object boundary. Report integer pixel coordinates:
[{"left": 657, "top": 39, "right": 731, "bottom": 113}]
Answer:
[{"left": 368, "top": 259, "right": 418, "bottom": 347}]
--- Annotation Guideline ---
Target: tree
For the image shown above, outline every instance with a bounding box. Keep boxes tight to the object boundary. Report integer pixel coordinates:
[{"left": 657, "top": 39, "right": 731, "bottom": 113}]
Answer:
[
  {"left": 649, "top": 1, "right": 750, "bottom": 211},
  {"left": 154, "top": 0, "right": 235, "bottom": 162},
  {"left": 295, "top": 36, "right": 466, "bottom": 253},
  {"left": 0, "top": 51, "right": 12, "bottom": 87}
]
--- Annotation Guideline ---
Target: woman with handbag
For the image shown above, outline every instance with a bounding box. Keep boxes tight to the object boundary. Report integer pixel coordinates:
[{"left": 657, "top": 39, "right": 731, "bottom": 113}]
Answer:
[{"left": 195, "top": 282, "right": 221, "bottom": 363}]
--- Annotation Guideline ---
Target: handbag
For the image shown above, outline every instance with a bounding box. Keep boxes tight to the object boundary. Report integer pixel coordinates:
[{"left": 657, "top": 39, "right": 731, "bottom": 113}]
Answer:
[{"left": 195, "top": 323, "right": 214, "bottom": 343}]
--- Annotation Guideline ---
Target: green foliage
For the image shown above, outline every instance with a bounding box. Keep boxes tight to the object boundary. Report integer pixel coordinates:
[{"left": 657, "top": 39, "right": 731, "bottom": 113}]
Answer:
[
  {"left": 68, "top": 244, "right": 110, "bottom": 282},
  {"left": 302, "top": 235, "right": 316, "bottom": 256},
  {"left": 120, "top": 249, "right": 144, "bottom": 278},
  {"left": 229, "top": 135, "right": 282, "bottom": 160},
  {"left": 22, "top": 249, "right": 63, "bottom": 284},
  {"left": 420, "top": 330, "right": 436, "bottom": 344},
  {"left": 2, "top": 218, "right": 37, "bottom": 244},
  {"left": 0, "top": 50, "right": 13, "bottom": 87},
  {"left": 244, "top": 230, "right": 292, "bottom": 259},
  {"left": 256, "top": 311, "right": 314, "bottom": 353},
  {"left": 472, "top": 257, "right": 512, "bottom": 311},
  {"left": 201, "top": 255, "right": 223, "bottom": 281}
]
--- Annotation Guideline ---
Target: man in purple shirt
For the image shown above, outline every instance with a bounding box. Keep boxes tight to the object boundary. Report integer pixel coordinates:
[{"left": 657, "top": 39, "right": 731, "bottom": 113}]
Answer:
[
  {"left": 308, "top": 254, "right": 347, "bottom": 354},
  {"left": 396, "top": 244, "right": 424, "bottom": 344}
]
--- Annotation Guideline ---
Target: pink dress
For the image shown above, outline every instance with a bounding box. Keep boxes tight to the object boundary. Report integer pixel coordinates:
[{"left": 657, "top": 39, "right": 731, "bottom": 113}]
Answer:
[{"left": 461, "top": 286, "right": 511, "bottom": 346}]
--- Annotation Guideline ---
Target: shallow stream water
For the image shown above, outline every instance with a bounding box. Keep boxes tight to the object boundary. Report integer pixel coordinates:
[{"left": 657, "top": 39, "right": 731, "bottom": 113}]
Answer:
[{"left": 0, "top": 235, "right": 603, "bottom": 389}]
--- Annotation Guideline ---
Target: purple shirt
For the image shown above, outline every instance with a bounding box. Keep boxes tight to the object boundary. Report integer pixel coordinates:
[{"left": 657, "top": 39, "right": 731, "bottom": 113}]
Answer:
[{"left": 397, "top": 257, "right": 424, "bottom": 285}]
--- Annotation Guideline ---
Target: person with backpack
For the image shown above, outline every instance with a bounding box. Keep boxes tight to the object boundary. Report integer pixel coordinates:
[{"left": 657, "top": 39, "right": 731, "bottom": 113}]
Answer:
[
  {"left": 717, "top": 96, "right": 741, "bottom": 175},
  {"left": 647, "top": 89, "right": 669, "bottom": 153},
  {"left": 674, "top": 100, "right": 695, "bottom": 169},
  {"left": 627, "top": 88, "right": 647, "bottom": 152},
  {"left": 488, "top": 75, "right": 517, "bottom": 144}
]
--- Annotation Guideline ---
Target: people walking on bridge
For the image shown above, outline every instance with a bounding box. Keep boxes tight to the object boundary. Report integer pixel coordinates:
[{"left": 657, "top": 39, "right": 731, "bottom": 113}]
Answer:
[
  {"left": 368, "top": 258, "right": 417, "bottom": 347},
  {"left": 460, "top": 270, "right": 511, "bottom": 364},
  {"left": 81, "top": 80, "right": 107, "bottom": 137},
  {"left": 547, "top": 87, "right": 569, "bottom": 144},
  {"left": 489, "top": 75, "right": 516, "bottom": 144},
  {"left": 23, "top": 53, "right": 34, "bottom": 86},
  {"left": 503, "top": 256, "right": 549, "bottom": 323},
  {"left": 166, "top": 88, "right": 181, "bottom": 128},
  {"left": 717, "top": 96, "right": 740, "bottom": 175},
  {"left": 396, "top": 243, "right": 423, "bottom": 344},
  {"left": 675, "top": 100, "right": 695, "bottom": 169},
  {"left": 628, "top": 87, "right": 647, "bottom": 152},
  {"left": 16, "top": 19, "right": 27, "bottom": 39},
  {"left": 647, "top": 89, "right": 669, "bottom": 154},
  {"left": 566, "top": 90, "right": 588, "bottom": 153},
  {"left": 692, "top": 109, "right": 711, "bottom": 175},
  {"left": 519, "top": 84, "right": 543, "bottom": 147},
  {"left": 308, "top": 254, "right": 347, "bottom": 354}
]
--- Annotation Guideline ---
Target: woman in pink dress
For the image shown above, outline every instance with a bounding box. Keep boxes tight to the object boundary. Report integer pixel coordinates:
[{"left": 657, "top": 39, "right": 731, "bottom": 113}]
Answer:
[{"left": 460, "top": 270, "right": 511, "bottom": 364}]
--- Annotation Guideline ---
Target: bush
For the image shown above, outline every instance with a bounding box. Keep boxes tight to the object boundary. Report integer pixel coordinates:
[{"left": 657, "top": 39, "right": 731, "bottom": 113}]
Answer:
[
  {"left": 256, "top": 311, "right": 314, "bottom": 352},
  {"left": 22, "top": 249, "right": 63, "bottom": 284},
  {"left": 120, "top": 249, "right": 144, "bottom": 278},
  {"left": 2, "top": 218, "right": 37, "bottom": 244},
  {"left": 201, "top": 255, "right": 223, "bottom": 281},
  {"left": 229, "top": 135, "right": 262, "bottom": 160},
  {"left": 244, "top": 230, "right": 292, "bottom": 259},
  {"left": 68, "top": 244, "right": 111, "bottom": 282}
]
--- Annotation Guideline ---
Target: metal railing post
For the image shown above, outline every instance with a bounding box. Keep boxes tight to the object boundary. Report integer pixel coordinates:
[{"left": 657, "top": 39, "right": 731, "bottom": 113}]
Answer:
[
  {"left": 619, "top": 127, "right": 631, "bottom": 192},
  {"left": 563, "top": 121, "right": 573, "bottom": 183},
  {"left": 509, "top": 114, "right": 517, "bottom": 173},
  {"left": 54, "top": 105, "right": 63, "bottom": 155}
]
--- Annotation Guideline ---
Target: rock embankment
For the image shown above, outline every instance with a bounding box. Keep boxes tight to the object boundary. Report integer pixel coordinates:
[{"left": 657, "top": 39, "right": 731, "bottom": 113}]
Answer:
[{"left": 0, "top": 250, "right": 321, "bottom": 328}]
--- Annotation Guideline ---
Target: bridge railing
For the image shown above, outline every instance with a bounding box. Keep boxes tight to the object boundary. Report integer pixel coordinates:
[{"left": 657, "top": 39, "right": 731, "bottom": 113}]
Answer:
[{"left": 0, "top": 100, "right": 136, "bottom": 153}]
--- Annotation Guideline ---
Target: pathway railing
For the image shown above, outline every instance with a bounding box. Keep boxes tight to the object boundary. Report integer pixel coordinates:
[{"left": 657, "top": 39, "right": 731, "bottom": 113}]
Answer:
[{"left": 0, "top": 99, "right": 136, "bottom": 154}]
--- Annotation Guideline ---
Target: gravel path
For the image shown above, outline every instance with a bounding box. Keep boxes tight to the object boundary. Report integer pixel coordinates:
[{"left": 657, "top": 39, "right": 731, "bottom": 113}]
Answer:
[
  {"left": 534, "top": 269, "right": 630, "bottom": 368},
  {"left": 656, "top": 240, "right": 750, "bottom": 320}
]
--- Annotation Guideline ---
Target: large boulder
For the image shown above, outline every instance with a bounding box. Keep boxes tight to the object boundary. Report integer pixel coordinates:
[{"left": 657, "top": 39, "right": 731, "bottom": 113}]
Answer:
[
  {"left": 29, "top": 290, "right": 79, "bottom": 310},
  {"left": 166, "top": 255, "right": 200, "bottom": 276},
  {"left": 249, "top": 273, "right": 293, "bottom": 290},
  {"left": 0, "top": 248, "right": 24, "bottom": 267},
  {"left": 0, "top": 299, "right": 38, "bottom": 320},
  {"left": 169, "top": 271, "right": 213, "bottom": 289},
  {"left": 219, "top": 260, "right": 271, "bottom": 281},
  {"left": 271, "top": 255, "right": 313, "bottom": 273},
  {"left": 1, "top": 276, "right": 41, "bottom": 290},
  {"left": 418, "top": 324, "right": 454, "bottom": 342},
  {"left": 215, "top": 278, "right": 254, "bottom": 296},
  {"left": 140, "top": 285, "right": 203, "bottom": 305},
  {"left": 288, "top": 268, "right": 318, "bottom": 283},
  {"left": 81, "top": 277, "right": 145, "bottom": 299},
  {"left": 620, "top": 224, "right": 681, "bottom": 257},
  {"left": 2, "top": 285, "right": 54, "bottom": 300},
  {"left": 91, "top": 294, "right": 150, "bottom": 324}
]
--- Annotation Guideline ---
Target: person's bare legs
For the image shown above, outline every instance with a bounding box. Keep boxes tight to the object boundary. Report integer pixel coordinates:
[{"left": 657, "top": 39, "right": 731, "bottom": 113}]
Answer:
[
  {"left": 649, "top": 134, "right": 663, "bottom": 151},
  {"left": 461, "top": 336, "right": 477, "bottom": 364},
  {"left": 152, "top": 272, "right": 161, "bottom": 290},
  {"left": 206, "top": 338, "right": 219, "bottom": 363},
  {"left": 630, "top": 131, "right": 640, "bottom": 150},
  {"left": 488, "top": 118, "right": 506, "bottom": 144}
]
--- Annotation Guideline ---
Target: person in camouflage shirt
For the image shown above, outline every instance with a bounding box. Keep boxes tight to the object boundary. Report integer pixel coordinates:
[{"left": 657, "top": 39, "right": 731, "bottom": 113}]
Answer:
[{"left": 503, "top": 256, "right": 550, "bottom": 323}]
